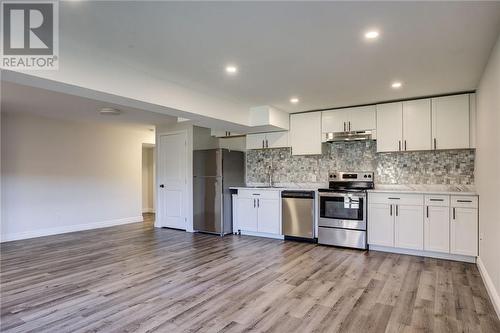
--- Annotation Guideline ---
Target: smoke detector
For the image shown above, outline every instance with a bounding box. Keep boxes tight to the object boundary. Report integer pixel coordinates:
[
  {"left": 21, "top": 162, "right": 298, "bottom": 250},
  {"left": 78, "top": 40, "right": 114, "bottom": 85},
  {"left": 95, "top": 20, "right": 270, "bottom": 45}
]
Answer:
[{"left": 99, "top": 107, "right": 121, "bottom": 115}]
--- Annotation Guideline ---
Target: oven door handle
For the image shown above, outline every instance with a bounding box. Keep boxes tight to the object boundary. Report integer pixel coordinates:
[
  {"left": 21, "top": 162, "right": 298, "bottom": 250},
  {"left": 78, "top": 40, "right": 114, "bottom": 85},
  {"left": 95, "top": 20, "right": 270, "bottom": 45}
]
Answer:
[{"left": 319, "top": 192, "right": 366, "bottom": 198}]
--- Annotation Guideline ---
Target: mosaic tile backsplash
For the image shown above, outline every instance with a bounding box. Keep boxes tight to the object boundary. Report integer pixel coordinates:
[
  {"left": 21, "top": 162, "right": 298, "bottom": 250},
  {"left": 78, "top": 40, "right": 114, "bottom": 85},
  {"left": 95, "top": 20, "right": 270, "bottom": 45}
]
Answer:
[{"left": 246, "top": 141, "right": 475, "bottom": 185}]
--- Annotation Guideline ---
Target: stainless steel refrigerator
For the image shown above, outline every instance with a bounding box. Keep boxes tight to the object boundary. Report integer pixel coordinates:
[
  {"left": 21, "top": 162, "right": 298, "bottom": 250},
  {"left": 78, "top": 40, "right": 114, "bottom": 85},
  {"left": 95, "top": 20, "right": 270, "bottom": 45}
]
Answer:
[{"left": 193, "top": 148, "right": 245, "bottom": 235}]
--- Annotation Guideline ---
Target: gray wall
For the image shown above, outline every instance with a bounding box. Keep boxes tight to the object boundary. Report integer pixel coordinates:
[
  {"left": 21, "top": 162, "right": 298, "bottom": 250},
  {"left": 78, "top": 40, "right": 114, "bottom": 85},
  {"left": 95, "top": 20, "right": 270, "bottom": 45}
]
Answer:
[{"left": 246, "top": 140, "right": 475, "bottom": 185}]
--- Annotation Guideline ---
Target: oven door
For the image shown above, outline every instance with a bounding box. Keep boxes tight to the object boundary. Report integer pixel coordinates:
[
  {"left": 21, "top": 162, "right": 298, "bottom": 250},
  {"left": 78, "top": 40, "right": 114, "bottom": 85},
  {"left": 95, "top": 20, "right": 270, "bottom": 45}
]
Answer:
[{"left": 319, "top": 192, "right": 366, "bottom": 230}]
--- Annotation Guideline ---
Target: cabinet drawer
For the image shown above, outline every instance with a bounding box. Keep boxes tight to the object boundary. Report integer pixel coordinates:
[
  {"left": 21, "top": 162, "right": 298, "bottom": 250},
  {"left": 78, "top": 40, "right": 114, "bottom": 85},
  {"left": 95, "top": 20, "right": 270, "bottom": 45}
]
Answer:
[
  {"left": 368, "top": 193, "right": 423, "bottom": 206},
  {"left": 425, "top": 195, "right": 450, "bottom": 207},
  {"left": 238, "top": 189, "right": 280, "bottom": 199},
  {"left": 451, "top": 196, "right": 478, "bottom": 208}
]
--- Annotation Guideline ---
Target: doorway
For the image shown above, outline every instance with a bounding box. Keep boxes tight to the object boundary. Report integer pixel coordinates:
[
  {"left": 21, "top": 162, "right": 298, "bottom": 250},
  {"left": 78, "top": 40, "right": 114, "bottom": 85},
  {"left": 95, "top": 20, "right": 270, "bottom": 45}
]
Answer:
[{"left": 142, "top": 144, "right": 155, "bottom": 223}]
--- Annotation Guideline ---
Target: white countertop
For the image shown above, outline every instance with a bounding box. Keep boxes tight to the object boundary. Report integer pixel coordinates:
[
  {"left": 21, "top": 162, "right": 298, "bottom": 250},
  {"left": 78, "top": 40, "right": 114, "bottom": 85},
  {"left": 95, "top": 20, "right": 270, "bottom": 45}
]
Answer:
[
  {"left": 368, "top": 184, "right": 477, "bottom": 196},
  {"left": 231, "top": 183, "right": 477, "bottom": 196}
]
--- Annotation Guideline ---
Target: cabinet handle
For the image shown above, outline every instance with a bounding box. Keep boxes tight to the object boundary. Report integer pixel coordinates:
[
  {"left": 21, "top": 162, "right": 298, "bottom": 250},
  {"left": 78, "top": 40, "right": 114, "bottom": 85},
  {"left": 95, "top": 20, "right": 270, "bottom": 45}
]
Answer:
[
  {"left": 253, "top": 198, "right": 256, "bottom": 208},
  {"left": 426, "top": 206, "right": 429, "bottom": 218},
  {"left": 343, "top": 122, "right": 346, "bottom": 132},
  {"left": 262, "top": 140, "right": 265, "bottom": 149},
  {"left": 257, "top": 199, "right": 260, "bottom": 208},
  {"left": 452, "top": 207, "right": 456, "bottom": 220},
  {"left": 266, "top": 139, "right": 269, "bottom": 148},
  {"left": 434, "top": 138, "right": 437, "bottom": 150},
  {"left": 388, "top": 197, "right": 400, "bottom": 200},
  {"left": 349, "top": 121, "right": 351, "bottom": 132},
  {"left": 404, "top": 140, "right": 407, "bottom": 151},
  {"left": 429, "top": 198, "right": 444, "bottom": 202},
  {"left": 390, "top": 204, "right": 393, "bottom": 216},
  {"left": 457, "top": 200, "right": 472, "bottom": 203},
  {"left": 398, "top": 141, "right": 401, "bottom": 151},
  {"left": 396, "top": 205, "right": 399, "bottom": 216}
]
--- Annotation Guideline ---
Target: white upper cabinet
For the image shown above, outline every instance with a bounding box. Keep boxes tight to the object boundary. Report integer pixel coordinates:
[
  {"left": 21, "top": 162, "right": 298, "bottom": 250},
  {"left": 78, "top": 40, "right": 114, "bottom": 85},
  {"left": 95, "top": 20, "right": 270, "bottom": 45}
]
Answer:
[
  {"left": 246, "top": 132, "right": 289, "bottom": 150},
  {"left": 265, "top": 131, "right": 289, "bottom": 149},
  {"left": 349, "top": 106, "right": 376, "bottom": 131},
  {"left": 402, "top": 99, "right": 432, "bottom": 151},
  {"left": 322, "top": 106, "right": 376, "bottom": 133},
  {"left": 290, "top": 112, "right": 322, "bottom": 155},
  {"left": 431, "top": 94, "right": 470, "bottom": 150},
  {"left": 376, "top": 102, "right": 403, "bottom": 152}
]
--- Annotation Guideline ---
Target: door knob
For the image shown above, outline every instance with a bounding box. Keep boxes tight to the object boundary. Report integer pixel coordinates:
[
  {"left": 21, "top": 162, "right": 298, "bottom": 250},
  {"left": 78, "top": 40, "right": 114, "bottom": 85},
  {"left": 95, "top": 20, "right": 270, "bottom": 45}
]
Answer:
[{"left": 159, "top": 184, "right": 165, "bottom": 188}]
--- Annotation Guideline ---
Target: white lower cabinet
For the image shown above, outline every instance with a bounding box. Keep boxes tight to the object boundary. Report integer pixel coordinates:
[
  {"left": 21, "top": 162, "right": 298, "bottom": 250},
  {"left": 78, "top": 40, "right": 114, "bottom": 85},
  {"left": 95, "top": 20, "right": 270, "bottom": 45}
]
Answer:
[
  {"left": 368, "top": 193, "right": 478, "bottom": 261},
  {"left": 450, "top": 206, "right": 478, "bottom": 256},
  {"left": 424, "top": 205, "right": 450, "bottom": 253},
  {"left": 257, "top": 199, "right": 281, "bottom": 234},
  {"left": 235, "top": 190, "right": 281, "bottom": 236},
  {"left": 236, "top": 197, "right": 258, "bottom": 231},
  {"left": 395, "top": 205, "right": 424, "bottom": 250},
  {"left": 367, "top": 203, "right": 394, "bottom": 247}
]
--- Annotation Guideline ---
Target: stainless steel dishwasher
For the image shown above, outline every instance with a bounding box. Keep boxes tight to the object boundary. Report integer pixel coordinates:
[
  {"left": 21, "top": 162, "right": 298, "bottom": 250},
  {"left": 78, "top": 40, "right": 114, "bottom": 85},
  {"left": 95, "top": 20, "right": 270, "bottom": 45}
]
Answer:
[{"left": 282, "top": 191, "right": 315, "bottom": 241}]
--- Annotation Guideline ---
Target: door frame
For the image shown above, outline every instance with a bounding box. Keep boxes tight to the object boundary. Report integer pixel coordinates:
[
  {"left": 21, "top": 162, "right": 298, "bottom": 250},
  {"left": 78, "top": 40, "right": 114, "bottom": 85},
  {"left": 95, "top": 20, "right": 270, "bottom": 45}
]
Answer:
[{"left": 155, "top": 129, "right": 192, "bottom": 231}]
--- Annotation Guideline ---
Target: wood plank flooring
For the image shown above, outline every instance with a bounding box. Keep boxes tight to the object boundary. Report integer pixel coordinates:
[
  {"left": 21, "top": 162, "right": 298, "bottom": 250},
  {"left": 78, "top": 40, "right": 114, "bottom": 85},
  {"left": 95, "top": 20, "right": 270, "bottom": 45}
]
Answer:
[{"left": 1, "top": 214, "right": 499, "bottom": 333}]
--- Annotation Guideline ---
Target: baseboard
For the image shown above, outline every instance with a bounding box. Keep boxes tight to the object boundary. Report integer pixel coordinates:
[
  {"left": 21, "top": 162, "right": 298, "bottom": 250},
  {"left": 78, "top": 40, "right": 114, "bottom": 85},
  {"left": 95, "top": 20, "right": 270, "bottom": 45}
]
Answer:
[
  {"left": 142, "top": 208, "right": 155, "bottom": 213},
  {"left": 369, "top": 245, "right": 476, "bottom": 263},
  {"left": 239, "top": 230, "right": 285, "bottom": 240},
  {"left": 477, "top": 257, "right": 500, "bottom": 319},
  {"left": 0, "top": 216, "right": 144, "bottom": 242}
]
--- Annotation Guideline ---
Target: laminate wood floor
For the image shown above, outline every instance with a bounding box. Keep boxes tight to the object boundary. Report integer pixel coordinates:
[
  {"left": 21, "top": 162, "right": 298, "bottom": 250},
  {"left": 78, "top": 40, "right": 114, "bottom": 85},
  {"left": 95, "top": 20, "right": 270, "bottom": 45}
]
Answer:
[{"left": 1, "top": 214, "right": 499, "bottom": 333}]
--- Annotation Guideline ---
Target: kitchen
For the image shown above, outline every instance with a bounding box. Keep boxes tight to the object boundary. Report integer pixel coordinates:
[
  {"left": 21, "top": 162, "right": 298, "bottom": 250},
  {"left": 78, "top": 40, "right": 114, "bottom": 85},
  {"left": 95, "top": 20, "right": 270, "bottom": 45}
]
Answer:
[{"left": 197, "top": 93, "right": 477, "bottom": 264}]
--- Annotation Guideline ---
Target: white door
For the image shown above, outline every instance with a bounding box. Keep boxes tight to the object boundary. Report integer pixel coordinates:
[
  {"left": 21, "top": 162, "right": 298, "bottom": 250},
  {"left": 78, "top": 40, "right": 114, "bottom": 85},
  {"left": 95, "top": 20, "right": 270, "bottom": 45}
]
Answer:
[
  {"left": 290, "top": 112, "right": 322, "bottom": 155},
  {"left": 265, "top": 131, "right": 289, "bottom": 148},
  {"left": 157, "top": 132, "right": 187, "bottom": 230},
  {"left": 368, "top": 203, "right": 394, "bottom": 247},
  {"left": 431, "top": 94, "right": 470, "bottom": 150},
  {"left": 236, "top": 197, "right": 258, "bottom": 232},
  {"left": 395, "top": 205, "right": 424, "bottom": 250},
  {"left": 348, "top": 106, "right": 376, "bottom": 131},
  {"left": 403, "top": 99, "right": 431, "bottom": 151},
  {"left": 376, "top": 102, "right": 403, "bottom": 152},
  {"left": 424, "top": 205, "right": 450, "bottom": 253},
  {"left": 246, "top": 133, "right": 267, "bottom": 150},
  {"left": 321, "top": 109, "right": 350, "bottom": 133},
  {"left": 450, "top": 207, "right": 478, "bottom": 256},
  {"left": 257, "top": 198, "right": 281, "bottom": 234}
]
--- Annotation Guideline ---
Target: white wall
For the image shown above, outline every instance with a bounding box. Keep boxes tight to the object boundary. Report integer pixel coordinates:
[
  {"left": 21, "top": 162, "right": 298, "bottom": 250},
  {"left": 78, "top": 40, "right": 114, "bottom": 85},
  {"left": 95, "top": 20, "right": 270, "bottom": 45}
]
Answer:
[
  {"left": 476, "top": 33, "right": 500, "bottom": 317},
  {"left": 1, "top": 112, "right": 155, "bottom": 241},
  {"left": 142, "top": 146, "right": 155, "bottom": 213}
]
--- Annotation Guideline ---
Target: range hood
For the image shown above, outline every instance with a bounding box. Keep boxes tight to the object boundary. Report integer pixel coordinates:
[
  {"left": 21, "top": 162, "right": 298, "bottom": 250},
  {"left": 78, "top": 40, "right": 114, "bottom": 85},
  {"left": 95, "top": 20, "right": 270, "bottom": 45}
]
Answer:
[{"left": 324, "top": 130, "right": 373, "bottom": 142}]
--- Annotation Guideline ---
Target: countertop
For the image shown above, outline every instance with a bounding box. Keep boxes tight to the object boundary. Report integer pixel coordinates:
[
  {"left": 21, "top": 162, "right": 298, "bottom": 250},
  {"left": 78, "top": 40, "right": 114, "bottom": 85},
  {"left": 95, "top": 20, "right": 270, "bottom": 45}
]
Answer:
[{"left": 231, "top": 183, "right": 477, "bottom": 196}]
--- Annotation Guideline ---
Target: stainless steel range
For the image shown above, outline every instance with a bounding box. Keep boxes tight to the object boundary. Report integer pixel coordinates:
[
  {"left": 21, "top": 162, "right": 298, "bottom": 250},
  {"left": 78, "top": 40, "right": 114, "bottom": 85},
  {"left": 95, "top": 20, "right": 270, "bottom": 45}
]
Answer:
[{"left": 318, "top": 171, "right": 374, "bottom": 249}]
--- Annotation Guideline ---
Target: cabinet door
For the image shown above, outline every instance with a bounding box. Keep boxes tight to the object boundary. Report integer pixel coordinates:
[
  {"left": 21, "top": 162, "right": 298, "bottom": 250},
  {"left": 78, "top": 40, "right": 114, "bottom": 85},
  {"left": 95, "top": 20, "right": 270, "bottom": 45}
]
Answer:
[
  {"left": 432, "top": 94, "right": 470, "bottom": 150},
  {"left": 450, "top": 207, "right": 478, "bottom": 256},
  {"left": 395, "top": 205, "right": 424, "bottom": 250},
  {"left": 266, "top": 131, "right": 289, "bottom": 148},
  {"left": 321, "top": 109, "right": 349, "bottom": 133},
  {"left": 349, "top": 105, "right": 376, "bottom": 131},
  {"left": 236, "top": 197, "right": 258, "bottom": 232},
  {"left": 257, "top": 199, "right": 281, "bottom": 234},
  {"left": 246, "top": 133, "right": 267, "bottom": 150},
  {"left": 403, "top": 99, "right": 431, "bottom": 151},
  {"left": 376, "top": 102, "right": 403, "bottom": 152},
  {"left": 368, "top": 203, "right": 394, "bottom": 247},
  {"left": 424, "top": 205, "right": 450, "bottom": 253},
  {"left": 290, "top": 112, "right": 322, "bottom": 155}
]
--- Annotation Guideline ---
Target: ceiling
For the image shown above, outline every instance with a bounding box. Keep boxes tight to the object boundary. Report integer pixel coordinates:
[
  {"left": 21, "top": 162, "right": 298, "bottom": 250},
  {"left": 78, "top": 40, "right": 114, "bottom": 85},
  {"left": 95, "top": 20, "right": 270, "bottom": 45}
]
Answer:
[
  {"left": 58, "top": 1, "right": 500, "bottom": 113},
  {"left": 1, "top": 82, "right": 177, "bottom": 130}
]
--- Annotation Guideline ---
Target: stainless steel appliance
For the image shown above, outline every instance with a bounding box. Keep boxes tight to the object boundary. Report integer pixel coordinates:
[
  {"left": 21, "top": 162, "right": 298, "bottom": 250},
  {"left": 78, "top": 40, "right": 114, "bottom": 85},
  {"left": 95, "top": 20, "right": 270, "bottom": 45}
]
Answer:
[
  {"left": 282, "top": 191, "right": 315, "bottom": 241},
  {"left": 193, "top": 149, "right": 244, "bottom": 235},
  {"left": 318, "top": 171, "right": 374, "bottom": 249}
]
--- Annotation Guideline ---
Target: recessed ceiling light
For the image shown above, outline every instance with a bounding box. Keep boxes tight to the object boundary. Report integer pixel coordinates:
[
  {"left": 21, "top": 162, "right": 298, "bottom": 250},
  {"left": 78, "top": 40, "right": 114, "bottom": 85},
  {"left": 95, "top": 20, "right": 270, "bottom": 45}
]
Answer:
[
  {"left": 391, "top": 81, "right": 403, "bottom": 89},
  {"left": 225, "top": 65, "right": 238, "bottom": 74},
  {"left": 364, "top": 30, "right": 379, "bottom": 40},
  {"left": 290, "top": 97, "right": 299, "bottom": 104},
  {"left": 99, "top": 107, "right": 121, "bottom": 115}
]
